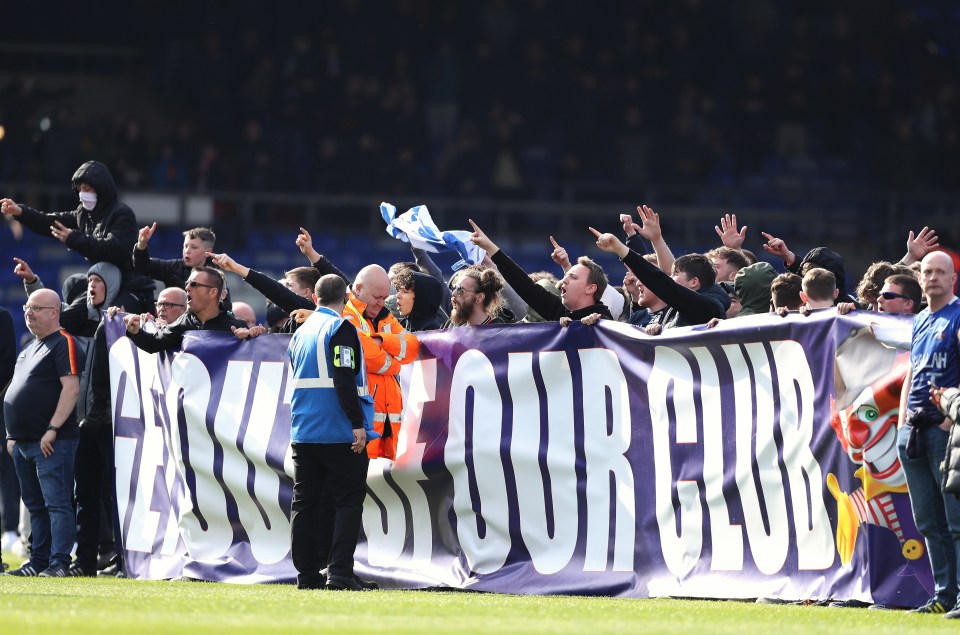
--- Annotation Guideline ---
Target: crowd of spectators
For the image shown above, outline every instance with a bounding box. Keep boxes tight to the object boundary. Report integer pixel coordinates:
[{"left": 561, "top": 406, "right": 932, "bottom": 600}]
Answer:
[{"left": 2, "top": 1, "right": 960, "bottom": 199}]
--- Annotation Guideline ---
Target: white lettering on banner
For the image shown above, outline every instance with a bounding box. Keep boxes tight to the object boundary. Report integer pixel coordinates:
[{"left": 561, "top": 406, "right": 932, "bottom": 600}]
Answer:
[
  {"left": 649, "top": 346, "right": 704, "bottom": 578},
  {"left": 772, "top": 341, "right": 834, "bottom": 570},
  {"left": 727, "top": 342, "right": 789, "bottom": 575},
  {"left": 507, "top": 351, "right": 579, "bottom": 574},
  {"left": 111, "top": 342, "right": 167, "bottom": 554},
  {"left": 446, "top": 350, "right": 511, "bottom": 573},
  {"left": 579, "top": 349, "right": 635, "bottom": 572},
  {"left": 364, "top": 359, "right": 436, "bottom": 566},
  {"left": 650, "top": 342, "right": 831, "bottom": 577},
  {"left": 167, "top": 354, "right": 233, "bottom": 559},
  {"left": 445, "top": 349, "right": 635, "bottom": 575},
  {"left": 212, "top": 360, "right": 292, "bottom": 564},
  {"left": 692, "top": 347, "right": 743, "bottom": 571}
]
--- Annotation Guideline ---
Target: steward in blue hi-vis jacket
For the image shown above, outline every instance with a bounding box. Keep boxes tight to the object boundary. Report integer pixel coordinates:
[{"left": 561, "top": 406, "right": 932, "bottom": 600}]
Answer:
[{"left": 286, "top": 274, "right": 378, "bottom": 591}]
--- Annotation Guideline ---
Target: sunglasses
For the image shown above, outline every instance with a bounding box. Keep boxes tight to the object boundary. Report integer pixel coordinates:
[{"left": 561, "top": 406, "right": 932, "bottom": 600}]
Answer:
[
  {"left": 186, "top": 280, "right": 217, "bottom": 290},
  {"left": 880, "top": 291, "right": 910, "bottom": 301},
  {"left": 452, "top": 285, "right": 474, "bottom": 296}
]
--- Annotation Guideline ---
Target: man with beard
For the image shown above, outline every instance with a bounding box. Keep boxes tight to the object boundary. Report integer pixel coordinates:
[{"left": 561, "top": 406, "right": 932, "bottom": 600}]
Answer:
[{"left": 446, "top": 265, "right": 508, "bottom": 327}]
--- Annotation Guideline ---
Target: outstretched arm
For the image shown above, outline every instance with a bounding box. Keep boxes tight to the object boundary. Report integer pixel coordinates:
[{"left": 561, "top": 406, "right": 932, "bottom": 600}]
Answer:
[
  {"left": 209, "top": 252, "right": 313, "bottom": 313},
  {"left": 761, "top": 232, "right": 798, "bottom": 269},
  {"left": 900, "top": 226, "right": 939, "bottom": 266}
]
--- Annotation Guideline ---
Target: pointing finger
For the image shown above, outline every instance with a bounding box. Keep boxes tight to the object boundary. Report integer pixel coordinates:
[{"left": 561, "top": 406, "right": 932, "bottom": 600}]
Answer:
[
  {"left": 588, "top": 227, "right": 602, "bottom": 238},
  {"left": 549, "top": 235, "right": 560, "bottom": 249}
]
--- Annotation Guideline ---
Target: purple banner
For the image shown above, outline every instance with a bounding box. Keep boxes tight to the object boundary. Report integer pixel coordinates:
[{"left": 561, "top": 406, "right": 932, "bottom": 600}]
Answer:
[{"left": 105, "top": 311, "right": 932, "bottom": 605}]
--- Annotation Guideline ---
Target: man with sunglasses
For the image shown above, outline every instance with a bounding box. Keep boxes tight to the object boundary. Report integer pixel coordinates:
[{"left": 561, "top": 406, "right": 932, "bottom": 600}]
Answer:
[
  {"left": 837, "top": 273, "right": 921, "bottom": 317},
  {"left": 123, "top": 267, "right": 259, "bottom": 352},
  {"left": 877, "top": 274, "right": 922, "bottom": 315}
]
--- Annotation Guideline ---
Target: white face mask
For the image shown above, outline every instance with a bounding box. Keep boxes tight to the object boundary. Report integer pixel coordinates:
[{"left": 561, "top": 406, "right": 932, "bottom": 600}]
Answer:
[{"left": 79, "top": 191, "right": 97, "bottom": 210}]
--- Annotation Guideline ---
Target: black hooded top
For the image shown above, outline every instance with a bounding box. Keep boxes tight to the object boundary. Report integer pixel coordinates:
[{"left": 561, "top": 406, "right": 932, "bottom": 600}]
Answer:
[
  {"left": 786, "top": 246, "right": 855, "bottom": 304},
  {"left": 399, "top": 271, "right": 444, "bottom": 332},
  {"left": 14, "top": 161, "right": 154, "bottom": 293}
]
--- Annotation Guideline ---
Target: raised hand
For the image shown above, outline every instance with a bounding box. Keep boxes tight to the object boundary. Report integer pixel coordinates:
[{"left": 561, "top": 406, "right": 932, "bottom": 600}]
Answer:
[
  {"left": 619, "top": 213, "right": 639, "bottom": 237},
  {"left": 549, "top": 236, "right": 571, "bottom": 270},
  {"left": 50, "top": 220, "right": 73, "bottom": 243},
  {"left": 622, "top": 270, "right": 640, "bottom": 301},
  {"left": 209, "top": 252, "right": 250, "bottom": 278},
  {"left": 905, "top": 227, "right": 940, "bottom": 264},
  {"left": 760, "top": 232, "right": 796, "bottom": 264},
  {"left": 12, "top": 257, "right": 37, "bottom": 283},
  {"left": 0, "top": 198, "right": 22, "bottom": 216},
  {"left": 468, "top": 219, "right": 499, "bottom": 255},
  {"left": 123, "top": 313, "right": 142, "bottom": 335},
  {"left": 715, "top": 213, "right": 747, "bottom": 249},
  {"left": 137, "top": 222, "right": 157, "bottom": 249},
  {"left": 296, "top": 227, "right": 320, "bottom": 263},
  {"left": 634, "top": 205, "right": 662, "bottom": 242},
  {"left": 588, "top": 227, "right": 628, "bottom": 258}
]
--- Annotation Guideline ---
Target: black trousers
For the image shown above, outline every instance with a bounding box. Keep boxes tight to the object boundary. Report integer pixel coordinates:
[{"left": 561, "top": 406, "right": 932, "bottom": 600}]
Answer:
[
  {"left": 290, "top": 443, "right": 368, "bottom": 582},
  {"left": 74, "top": 418, "right": 115, "bottom": 570}
]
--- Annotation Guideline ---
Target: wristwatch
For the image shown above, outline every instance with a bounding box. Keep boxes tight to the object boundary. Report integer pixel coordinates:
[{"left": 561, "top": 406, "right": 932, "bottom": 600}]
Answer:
[{"left": 46, "top": 425, "right": 60, "bottom": 433}]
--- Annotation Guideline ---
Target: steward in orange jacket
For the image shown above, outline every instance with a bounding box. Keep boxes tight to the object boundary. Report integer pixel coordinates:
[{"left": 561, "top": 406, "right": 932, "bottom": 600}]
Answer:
[{"left": 343, "top": 265, "right": 419, "bottom": 460}]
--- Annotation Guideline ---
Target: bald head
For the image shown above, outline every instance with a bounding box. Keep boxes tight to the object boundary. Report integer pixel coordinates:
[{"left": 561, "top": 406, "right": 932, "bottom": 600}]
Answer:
[
  {"left": 231, "top": 301, "right": 256, "bottom": 327},
  {"left": 353, "top": 265, "right": 390, "bottom": 319},
  {"left": 24, "top": 288, "right": 62, "bottom": 338},
  {"left": 156, "top": 286, "right": 188, "bottom": 325},
  {"left": 920, "top": 250, "right": 957, "bottom": 310}
]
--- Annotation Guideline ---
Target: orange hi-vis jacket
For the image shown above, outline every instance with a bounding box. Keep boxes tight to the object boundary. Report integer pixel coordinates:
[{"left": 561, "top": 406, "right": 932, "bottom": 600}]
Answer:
[{"left": 343, "top": 291, "right": 419, "bottom": 460}]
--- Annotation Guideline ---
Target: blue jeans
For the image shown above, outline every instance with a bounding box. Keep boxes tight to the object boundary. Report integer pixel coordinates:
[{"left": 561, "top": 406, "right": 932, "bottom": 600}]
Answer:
[
  {"left": 898, "top": 425, "right": 960, "bottom": 607},
  {"left": 12, "top": 439, "right": 78, "bottom": 569}
]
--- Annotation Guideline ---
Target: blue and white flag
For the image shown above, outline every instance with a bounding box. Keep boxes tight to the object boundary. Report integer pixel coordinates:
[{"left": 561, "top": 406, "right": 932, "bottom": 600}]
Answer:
[{"left": 381, "top": 202, "right": 484, "bottom": 270}]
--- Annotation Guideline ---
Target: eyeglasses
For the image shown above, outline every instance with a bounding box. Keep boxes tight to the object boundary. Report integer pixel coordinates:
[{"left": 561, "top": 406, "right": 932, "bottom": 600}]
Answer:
[
  {"left": 156, "top": 302, "right": 187, "bottom": 309},
  {"left": 880, "top": 291, "right": 910, "bottom": 301},
  {"left": 186, "top": 280, "right": 217, "bottom": 290},
  {"left": 452, "top": 285, "right": 475, "bottom": 296},
  {"left": 23, "top": 305, "right": 58, "bottom": 313}
]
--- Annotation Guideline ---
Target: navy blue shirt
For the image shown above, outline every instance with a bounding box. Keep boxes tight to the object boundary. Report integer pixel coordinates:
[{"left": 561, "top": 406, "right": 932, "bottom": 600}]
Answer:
[
  {"left": 907, "top": 297, "right": 960, "bottom": 424},
  {"left": 3, "top": 330, "right": 84, "bottom": 440}
]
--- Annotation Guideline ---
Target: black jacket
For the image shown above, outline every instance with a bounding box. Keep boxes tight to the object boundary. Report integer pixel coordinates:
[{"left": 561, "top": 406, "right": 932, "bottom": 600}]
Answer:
[
  {"left": 132, "top": 246, "right": 232, "bottom": 310},
  {"left": 399, "top": 272, "right": 443, "bottom": 332},
  {"left": 15, "top": 161, "right": 154, "bottom": 294},
  {"left": 128, "top": 310, "right": 247, "bottom": 353},
  {"left": 786, "top": 246, "right": 856, "bottom": 304},
  {"left": 621, "top": 249, "right": 726, "bottom": 328},
  {"left": 245, "top": 255, "right": 349, "bottom": 334},
  {"left": 491, "top": 249, "right": 612, "bottom": 321},
  {"left": 938, "top": 388, "right": 960, "bottom": 497}
]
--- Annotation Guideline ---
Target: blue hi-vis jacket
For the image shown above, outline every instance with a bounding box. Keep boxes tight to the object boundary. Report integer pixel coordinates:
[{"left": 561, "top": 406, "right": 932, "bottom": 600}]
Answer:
[{"left": 288, "top": 306, "right": 376, "bottom": 444}]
